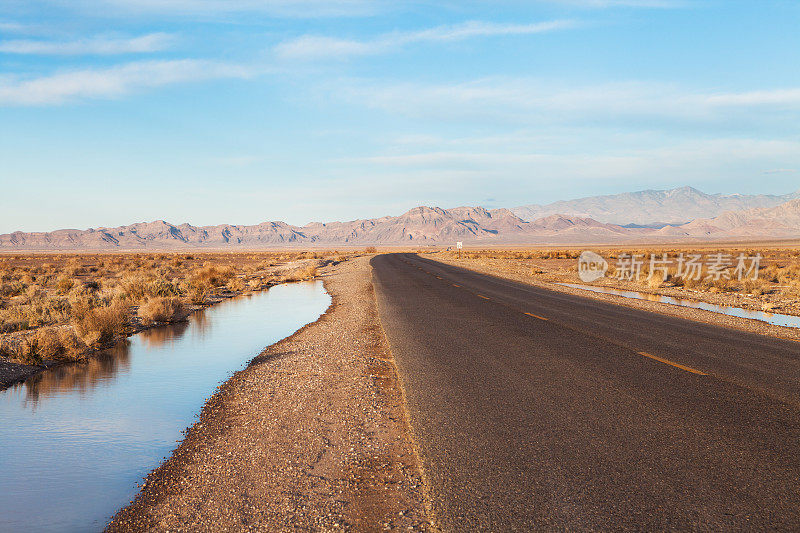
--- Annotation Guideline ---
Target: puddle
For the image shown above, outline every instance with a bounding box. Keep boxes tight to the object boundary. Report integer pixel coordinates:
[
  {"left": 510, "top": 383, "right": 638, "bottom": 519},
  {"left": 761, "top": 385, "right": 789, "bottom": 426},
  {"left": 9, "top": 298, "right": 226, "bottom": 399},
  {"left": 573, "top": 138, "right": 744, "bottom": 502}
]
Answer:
[{"left": 558, "top": 283, "right": 800, "bottom": 329}]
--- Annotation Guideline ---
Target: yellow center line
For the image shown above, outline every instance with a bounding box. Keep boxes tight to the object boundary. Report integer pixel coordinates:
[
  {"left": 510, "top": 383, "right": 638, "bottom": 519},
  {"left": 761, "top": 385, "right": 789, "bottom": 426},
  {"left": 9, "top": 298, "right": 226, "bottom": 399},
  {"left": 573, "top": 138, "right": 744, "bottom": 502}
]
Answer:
[
  {"left": 637, "top": 352, "right": 707, "bottom": 376},
  {"left": 477, "top": 294, "right": 490, "bottom": 300},
  {"left": 524, "top": 312, "right": 549, "bottom": 321}
]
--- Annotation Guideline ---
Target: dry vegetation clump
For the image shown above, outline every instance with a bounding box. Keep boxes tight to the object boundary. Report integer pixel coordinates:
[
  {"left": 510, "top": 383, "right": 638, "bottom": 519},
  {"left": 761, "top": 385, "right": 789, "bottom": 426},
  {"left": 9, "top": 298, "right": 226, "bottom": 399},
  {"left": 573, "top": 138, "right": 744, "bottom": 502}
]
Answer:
[
  {"left": 72, "top": 302, "right": 129, "bottom": 347},
  {"left": 226, "top": 277, "right": 246, "bottom": 292},
  {"left": 0, "top": 327, "right": 84, "bottom": 364},
  {"left": 281, "top": 264, "right": 318, "bottom": 282},
  {"left": 138, "top": 297, "right": 186, "bottom": 325},
  {"left": 191, "top": 264, "right": 235, "bottom": 290},
  {"left": 0, "top": 251, "right": 333, "bottom": 366}
]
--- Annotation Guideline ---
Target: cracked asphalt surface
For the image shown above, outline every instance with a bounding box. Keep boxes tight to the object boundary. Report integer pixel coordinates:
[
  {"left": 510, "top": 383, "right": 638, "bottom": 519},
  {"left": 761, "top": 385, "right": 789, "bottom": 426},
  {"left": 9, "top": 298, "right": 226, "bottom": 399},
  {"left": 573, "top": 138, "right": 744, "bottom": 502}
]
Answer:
[{"left": 372, "top": 253, "right": 800, "bottom": 531}]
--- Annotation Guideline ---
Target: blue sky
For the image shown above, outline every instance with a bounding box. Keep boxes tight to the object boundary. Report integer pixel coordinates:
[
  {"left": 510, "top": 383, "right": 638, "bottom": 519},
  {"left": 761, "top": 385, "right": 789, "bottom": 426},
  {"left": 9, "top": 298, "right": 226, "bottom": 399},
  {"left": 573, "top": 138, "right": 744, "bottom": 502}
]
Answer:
[{"left": 1, "top": 0, "right": 799, "bottom": 232}]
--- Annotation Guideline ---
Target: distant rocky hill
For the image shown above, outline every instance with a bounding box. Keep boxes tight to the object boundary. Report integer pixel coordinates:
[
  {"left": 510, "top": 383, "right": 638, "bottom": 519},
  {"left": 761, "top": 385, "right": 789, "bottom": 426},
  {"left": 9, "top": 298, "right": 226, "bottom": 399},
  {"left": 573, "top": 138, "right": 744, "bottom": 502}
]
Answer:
[
  {"left": 660, "top": 199, "right": 800, "bottom": 239},
  {"left": 0, "top": 206, "right": 641, "bottom": 249},
  {"left": 3, "top": 194, "right": 799, "bottom": 250},
  {"left": 511, "top": 186, "right": 799, "bottom": 227}
]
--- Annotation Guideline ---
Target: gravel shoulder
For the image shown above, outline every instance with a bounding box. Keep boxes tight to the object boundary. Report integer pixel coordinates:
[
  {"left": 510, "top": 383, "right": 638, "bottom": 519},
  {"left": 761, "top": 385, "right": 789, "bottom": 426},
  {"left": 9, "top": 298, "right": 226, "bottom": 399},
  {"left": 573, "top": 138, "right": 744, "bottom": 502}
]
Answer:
[
  {"left": 0, "top": 358, "right": 51, "bottom": 388},
  {"left": 107, "top": 256, "right": 432, "bottom": 531},
  {"left": 430, "top": 255, "right": 800, "bottom": 342}
]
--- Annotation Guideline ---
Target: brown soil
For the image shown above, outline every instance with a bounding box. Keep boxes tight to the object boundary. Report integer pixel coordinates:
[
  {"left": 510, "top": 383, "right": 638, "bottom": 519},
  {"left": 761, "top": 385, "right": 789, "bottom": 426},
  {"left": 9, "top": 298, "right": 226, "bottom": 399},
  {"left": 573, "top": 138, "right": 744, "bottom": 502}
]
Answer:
[{"left": 106, "top": 256, "right": 433, "bottom": 532}]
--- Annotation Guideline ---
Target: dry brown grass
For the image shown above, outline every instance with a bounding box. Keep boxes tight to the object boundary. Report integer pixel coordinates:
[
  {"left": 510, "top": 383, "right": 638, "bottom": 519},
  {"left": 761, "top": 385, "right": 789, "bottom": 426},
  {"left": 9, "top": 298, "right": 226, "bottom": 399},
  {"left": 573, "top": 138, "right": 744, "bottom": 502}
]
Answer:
[
  {"left": 281, "top": 264, "right": 319, "bottom": 282},
  {"left": 72, "top": 302, "right": 129, "bottom": 347},
  {"left": 0, "top": 327, "right": 84, "bottom": 364},
  {"left": 138, "top": 297, "right": 186, "bottom": 325},
  {"left": 226, "top": 277, "right": 246, "bottom": 292},
  {"left": 0, "top": 251, "right": 336, "bottom": 364}
]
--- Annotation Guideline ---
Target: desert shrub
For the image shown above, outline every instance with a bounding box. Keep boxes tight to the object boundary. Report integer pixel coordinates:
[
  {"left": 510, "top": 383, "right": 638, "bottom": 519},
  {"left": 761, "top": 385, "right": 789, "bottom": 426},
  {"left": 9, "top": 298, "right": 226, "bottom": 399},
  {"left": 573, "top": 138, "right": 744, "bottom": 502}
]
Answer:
[
  {"left": 782, "top": 280, "right": 800, "bottom": 298},
  {"left": 118, "top": 274, "right": 151, "bottom": 301},
  {"left": 703, "top": 277, "right": 738, "bottom": 293},
  {"left": 55, "top": 276, "right": 74, "bottom": 294},
  {"left": 761, "top": 265, "right": 781, "bottom": 283},
  {"left": 26, "top": 284, "right": 46, "bottom": 299},
  {"left": 26, "top": 327, "right": 85, "bottom": 361},
  {"left": 138, "top": 297, "right": 186, "bottom": 324},
  {"left": 742, "top": 278, "right": 770, "bottom": 296},
  {"left": 0, "top": 292, "right": 71, "bottom": 332},
  {"left": 282, "top": 264, "right": 318, "bottom": 282},
  {"left": 191, "top": 265, "right": 234, "bottom": 290},
  {"left": 226, "top": 277, "right": 246, "bottom": 292},
  {"left": 149, "top": 278, "right": 181, "bottom": 297},
  {"left": 0, "top": 310, "right": 29, "bottom": 333},
  {"left": 188, "top": 286, "right": 209, "bottom": 305},
  {"left": 0, "top": 280, "right": 26, "bottom": 297},
  {"left": 682, "top": 276, "right": 703, "bottom": 289},
  {"left": 67, "top": 265, "right": 84, "bottom": 276},
  {"left": 0, "top": 337, "right": 19, "bottom": 360},
  {"left": 72, "top": 303, "right": 128, "bottom": 347},
  {"left": 365, "top": 246, "right": 377, "bottom": 254},
  {"left": 16, "top": 336, "right": 42, "bottom": 364},
  {"left": 116, "top": 275, "right": 179, "bottom": 302}
]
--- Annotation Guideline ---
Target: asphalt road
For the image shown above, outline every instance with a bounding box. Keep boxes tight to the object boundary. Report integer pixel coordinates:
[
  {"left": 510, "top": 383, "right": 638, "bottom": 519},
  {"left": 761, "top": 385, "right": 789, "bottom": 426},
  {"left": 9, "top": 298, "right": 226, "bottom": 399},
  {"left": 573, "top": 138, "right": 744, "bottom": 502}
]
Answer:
[{"left": 371, "top": 253, "right": 800, "bottom": 531}]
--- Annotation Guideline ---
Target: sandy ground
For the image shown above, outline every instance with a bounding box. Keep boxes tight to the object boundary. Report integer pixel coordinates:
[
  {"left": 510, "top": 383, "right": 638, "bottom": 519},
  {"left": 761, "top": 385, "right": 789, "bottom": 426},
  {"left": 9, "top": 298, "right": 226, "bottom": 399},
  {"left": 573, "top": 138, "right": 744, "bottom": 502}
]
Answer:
[
  {"left": 430, "top": 254, "right": 800, "bottom": 342},
  {"left": 107, "top": 256, "right": 433, "bottom": 532}
]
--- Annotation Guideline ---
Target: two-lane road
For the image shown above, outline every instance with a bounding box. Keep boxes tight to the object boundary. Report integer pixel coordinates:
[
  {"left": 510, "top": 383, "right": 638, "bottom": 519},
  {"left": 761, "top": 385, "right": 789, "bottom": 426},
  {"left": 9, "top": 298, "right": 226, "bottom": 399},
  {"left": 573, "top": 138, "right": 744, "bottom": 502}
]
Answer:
[{"left": 371, "top": 253, "right": 800, "bottom": 531}]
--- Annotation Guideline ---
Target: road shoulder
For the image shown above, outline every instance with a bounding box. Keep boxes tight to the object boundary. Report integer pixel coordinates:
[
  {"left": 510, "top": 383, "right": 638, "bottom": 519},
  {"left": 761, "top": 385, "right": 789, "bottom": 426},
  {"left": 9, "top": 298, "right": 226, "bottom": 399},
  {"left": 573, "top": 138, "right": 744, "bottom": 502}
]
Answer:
[{"left": 107, "top": 256, "right": 432, "bottom": 531}]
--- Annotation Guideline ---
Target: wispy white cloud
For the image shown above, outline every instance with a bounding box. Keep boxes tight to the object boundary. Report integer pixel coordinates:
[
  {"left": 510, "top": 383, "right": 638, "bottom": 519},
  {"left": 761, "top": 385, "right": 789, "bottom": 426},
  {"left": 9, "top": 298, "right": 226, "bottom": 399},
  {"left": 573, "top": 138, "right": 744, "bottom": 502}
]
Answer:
[
  {"left": 209, "top": 155, "right": 262, "bottom": 167},
  {"left": 705, "top": 88, "right": 800, "bottom": 106},
  {"left": 0, "top": 59, "right": 254, "bottom": 105},
  {"left": 338, "top": 139, "right": 800, "bottom": 184},
  {"left": 0, "top": 32, "right": 175, "bottom": 55},
  {"left": 275, "top": 20, "right": 578, "bottom": 60},
  {"left": 18, "top": 0, "right": 385, "bottom": 17},
  {"left": 0, "top": 21, "right": 31, "bottom": 33},
  {"left": 545, "top": 0, "right": 687, "bottom": 7},
  {"left": 332, "top": 77, "right": 800, "bottom": 125}
]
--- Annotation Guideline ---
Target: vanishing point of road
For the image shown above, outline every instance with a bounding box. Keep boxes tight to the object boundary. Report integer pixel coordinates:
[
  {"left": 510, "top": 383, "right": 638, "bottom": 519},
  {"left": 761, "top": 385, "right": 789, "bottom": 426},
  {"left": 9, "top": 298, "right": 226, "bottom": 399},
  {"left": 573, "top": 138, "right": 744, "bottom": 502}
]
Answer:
[{"left": 371, "top": 253, "right": 800, "bottom": 531}]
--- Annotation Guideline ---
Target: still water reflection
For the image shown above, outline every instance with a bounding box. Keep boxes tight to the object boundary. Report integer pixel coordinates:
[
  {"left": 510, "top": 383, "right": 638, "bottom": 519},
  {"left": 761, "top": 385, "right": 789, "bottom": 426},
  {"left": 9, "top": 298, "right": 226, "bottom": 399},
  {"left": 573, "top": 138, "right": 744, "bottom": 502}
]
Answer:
[
  {"left": 0, "top": 281, "right": 330, "bottom": 532},
  {"left": 558, "top": 282, "right": 800, "bottom": 329}
]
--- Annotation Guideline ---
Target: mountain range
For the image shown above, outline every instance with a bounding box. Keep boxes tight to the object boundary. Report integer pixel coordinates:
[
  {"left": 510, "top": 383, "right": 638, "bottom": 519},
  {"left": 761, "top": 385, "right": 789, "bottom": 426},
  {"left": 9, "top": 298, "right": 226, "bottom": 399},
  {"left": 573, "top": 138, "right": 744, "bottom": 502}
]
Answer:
[
  {"left": 511, "top": 186, "right": 800, "bottom": 227},
  {"left": 0, "top": 207, "right": 619, "bottom": 249},
  {"left": 1, "top": 187, "right": 798, "bottom": 249}
]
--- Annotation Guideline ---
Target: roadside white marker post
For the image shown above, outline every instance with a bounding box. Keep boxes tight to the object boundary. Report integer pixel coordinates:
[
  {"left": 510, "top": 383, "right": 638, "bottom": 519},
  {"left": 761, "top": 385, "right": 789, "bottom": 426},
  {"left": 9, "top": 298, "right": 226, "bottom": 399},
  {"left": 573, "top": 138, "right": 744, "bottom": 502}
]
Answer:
[{"left": 456, "top": 241, "right": 463, "bottom": 259}]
